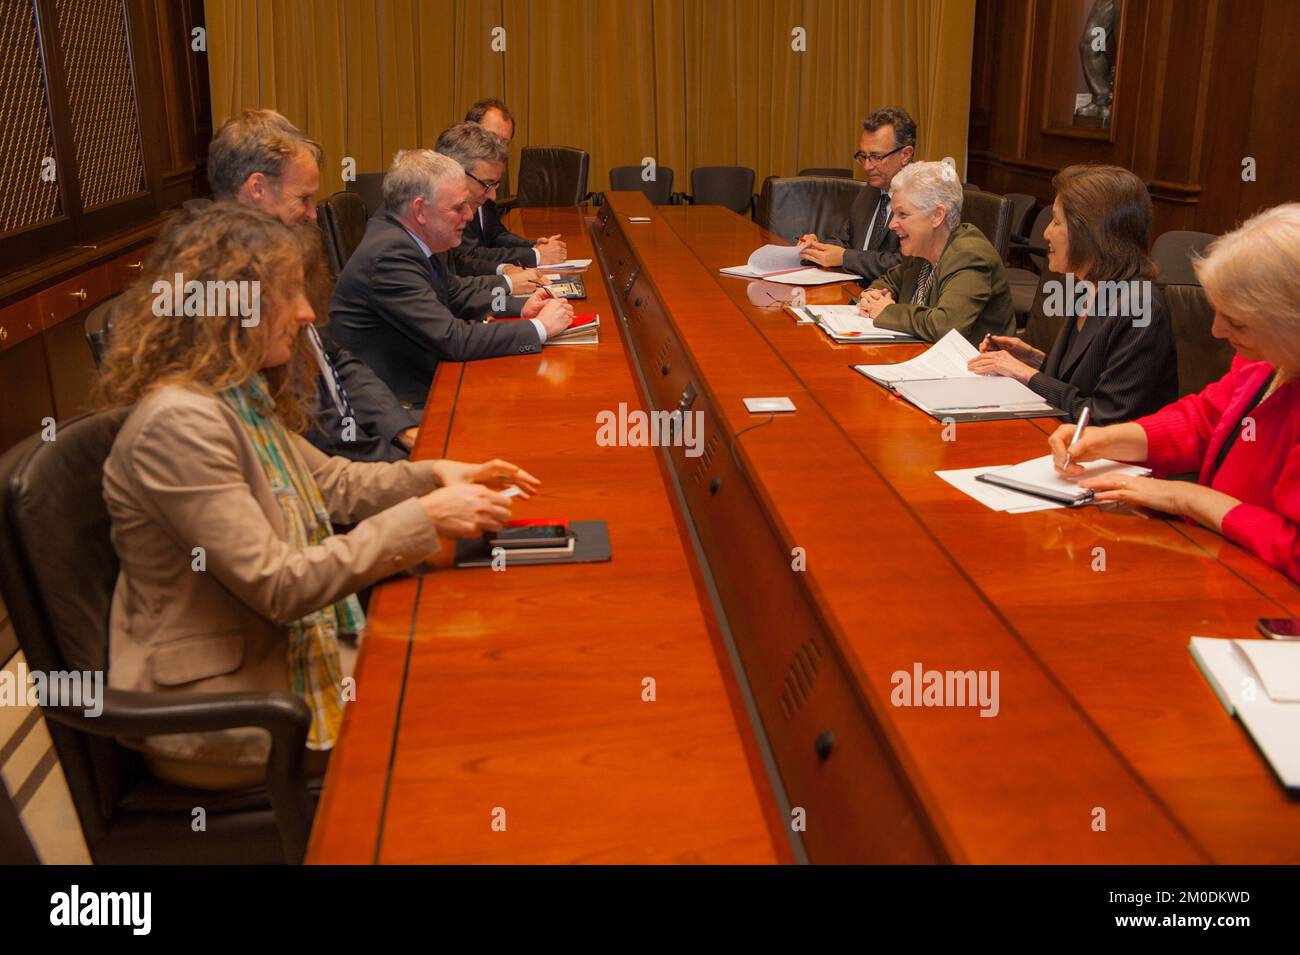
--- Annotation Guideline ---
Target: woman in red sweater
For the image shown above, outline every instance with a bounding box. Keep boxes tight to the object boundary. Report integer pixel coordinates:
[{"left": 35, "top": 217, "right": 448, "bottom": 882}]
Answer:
[{"left": 1048, "top": 203, "right": 1300, "bottom": 581}]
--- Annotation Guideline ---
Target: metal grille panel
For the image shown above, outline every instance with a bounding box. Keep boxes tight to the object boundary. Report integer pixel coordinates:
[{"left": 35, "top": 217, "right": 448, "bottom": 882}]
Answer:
[
  {"left": 56, "top": 0, "right": 146, "bottom": 210},
  {"left": 0, "top": 0, "right": 62, "bottom": 235}
]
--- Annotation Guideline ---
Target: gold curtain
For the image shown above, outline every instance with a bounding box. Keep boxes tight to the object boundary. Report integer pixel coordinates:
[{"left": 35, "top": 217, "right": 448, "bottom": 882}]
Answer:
[{"left": 205, "top": 0, "right": 976, "bottom": 198}]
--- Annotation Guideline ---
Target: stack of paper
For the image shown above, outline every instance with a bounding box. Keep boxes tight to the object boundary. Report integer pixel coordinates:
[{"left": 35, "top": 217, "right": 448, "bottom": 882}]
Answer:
[
  {"left": 549, "top": 313, "right": 599, "bottom": 345},
  {"left": 548, "top": 258, "right": 593, "bottom": 271},
  {"left": 720, "top": 243, "right": 858, "bottom": 286},
  {"left": 1189, "top": 637, "right": 1300, "bottom": 790}
]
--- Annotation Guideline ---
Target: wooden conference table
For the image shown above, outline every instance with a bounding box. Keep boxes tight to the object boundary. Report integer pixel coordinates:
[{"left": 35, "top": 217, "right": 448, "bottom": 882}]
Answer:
[{"left": 308, "top": 191, "right": 1300, "bottom": 864}]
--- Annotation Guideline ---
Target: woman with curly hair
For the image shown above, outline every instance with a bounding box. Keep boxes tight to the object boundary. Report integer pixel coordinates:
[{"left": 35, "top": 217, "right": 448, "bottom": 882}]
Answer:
[{"left": 100, "top": 202, "right": 536, "bottom": 788}]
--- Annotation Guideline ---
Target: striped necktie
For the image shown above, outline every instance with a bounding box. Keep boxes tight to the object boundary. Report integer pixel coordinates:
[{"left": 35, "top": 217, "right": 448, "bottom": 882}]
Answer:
[
  {"left": 306, "top": 326, "right": 356, "bottom": 422},
  {"left": 912, "top": 262, "right": 934, "bottom": 305}
]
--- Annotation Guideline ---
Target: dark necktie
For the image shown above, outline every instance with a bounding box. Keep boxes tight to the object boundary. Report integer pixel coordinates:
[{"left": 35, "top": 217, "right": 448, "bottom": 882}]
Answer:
[
  {"left": 306, "top": 326, "right": 356, "bottom": 422},
  {"left": 866, "top": 192, "right": 891, "bottom": 251},
  {"left": 912, "top": 262, "right": 934, "bottom": 305},
  {"left": 429, "top": 253, "right": 446, "bottom": 289}
]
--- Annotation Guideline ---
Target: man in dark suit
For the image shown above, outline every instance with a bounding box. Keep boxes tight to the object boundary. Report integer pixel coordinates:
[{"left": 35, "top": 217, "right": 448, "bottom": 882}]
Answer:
[
  {"left": 462, "top": 98, "right": 569, "bottom": 268},
  {"left": 799, "top": 106, "right": 917, "bottom": 283},
  {"left": 330, "top": 149, "right": 574, "bottom": 406},
  {"left": 208, "top": 108, "right": 419, "bottom": 461}
]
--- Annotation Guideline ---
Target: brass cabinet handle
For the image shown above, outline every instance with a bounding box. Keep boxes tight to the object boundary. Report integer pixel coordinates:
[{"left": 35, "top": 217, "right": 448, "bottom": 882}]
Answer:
[
  {"left": 127, "top": 261, "right": 144, "bottom": 271},
  {"left": 0, "top": 326, "right": 8, "bottom": 342},
  {"left": 69, "top": 288, "right": 88, "bottom": 301}
]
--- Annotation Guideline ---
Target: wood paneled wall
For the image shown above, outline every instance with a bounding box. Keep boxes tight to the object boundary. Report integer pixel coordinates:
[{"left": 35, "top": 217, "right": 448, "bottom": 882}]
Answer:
[{"left": 968, "top": 0, "right": 1300, "bottom": 238}]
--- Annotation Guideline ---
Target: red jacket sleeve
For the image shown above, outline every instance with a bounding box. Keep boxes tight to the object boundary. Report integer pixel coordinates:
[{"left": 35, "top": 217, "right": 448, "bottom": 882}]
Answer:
[
  {"left": 1136, "top": 357, "right": 1252, "bottom": 475},
  {"left": 1221, "top": 441, "right": 1300, "bottom": 582}
]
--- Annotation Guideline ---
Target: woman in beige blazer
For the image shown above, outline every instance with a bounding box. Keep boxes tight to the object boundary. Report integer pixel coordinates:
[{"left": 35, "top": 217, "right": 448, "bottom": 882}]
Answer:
[{"left": 99, "top": 203, "right": 537, "bottom": 788}]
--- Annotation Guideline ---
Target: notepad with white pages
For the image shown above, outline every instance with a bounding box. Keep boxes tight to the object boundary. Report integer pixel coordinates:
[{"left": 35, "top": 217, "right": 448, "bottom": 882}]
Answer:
[
  {"left": 976, "top": 454, "right": 1151, "bottom": 506},
  {"left": 790, "top": 304, "right": 921, "bottom": 342},
  {"left": 852, "top": 330, "right": 1062, "bottom": 420},
  {"left": 1189, "top": 636, "right": 1300, "bottom": 790}
]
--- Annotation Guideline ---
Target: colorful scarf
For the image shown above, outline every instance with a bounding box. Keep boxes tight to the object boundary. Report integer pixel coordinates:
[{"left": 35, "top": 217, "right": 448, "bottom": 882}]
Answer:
[{"left": 218, "top": 374, "right": 364, "bottom": 750}]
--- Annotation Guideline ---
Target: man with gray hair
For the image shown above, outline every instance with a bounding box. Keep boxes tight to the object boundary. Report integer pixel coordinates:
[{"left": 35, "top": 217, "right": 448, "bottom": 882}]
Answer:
[
  {"left": 330, "top": 149, "right": 574, "bottom": 406},
  {"left": 435, "top": 121, "right": 549, "bottom": 294},
  {"left": 207, "top": 108, "right": 422, "bottom": 462},
  {"left": 799, "top": 106, "right": 916, "bottom": 282}
]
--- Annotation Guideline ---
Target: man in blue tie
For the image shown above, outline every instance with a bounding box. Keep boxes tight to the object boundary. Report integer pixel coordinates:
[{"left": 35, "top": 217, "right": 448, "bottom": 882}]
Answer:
[
  {"left": 797, "top": 106, "right": 916, "bottom": 283},
  {"left": 207, "top": 108, "right": 420, "bottom": 462},
  {"left": 330, "top": 150, "right": 574, "bottom": 406}
]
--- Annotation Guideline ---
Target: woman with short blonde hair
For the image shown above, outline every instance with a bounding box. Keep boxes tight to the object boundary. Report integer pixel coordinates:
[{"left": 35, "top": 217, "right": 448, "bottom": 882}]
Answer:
[{"left": 1049, "top": 202, "right": 1300, "bottom": 581}]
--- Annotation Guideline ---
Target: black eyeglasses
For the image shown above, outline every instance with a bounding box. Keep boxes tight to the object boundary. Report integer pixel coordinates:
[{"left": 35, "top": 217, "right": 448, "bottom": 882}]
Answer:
[
  {"left": 853, "top": 145, "right": 907, "bottom": 167},
  {"left": 465, "top": 170, "right": 501, "bottom": 194}
]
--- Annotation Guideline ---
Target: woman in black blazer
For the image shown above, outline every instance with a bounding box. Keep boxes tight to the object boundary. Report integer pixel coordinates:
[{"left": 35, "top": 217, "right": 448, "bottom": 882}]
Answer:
[{"left": 966, "top": 164, "right": 1178, "bottom": 423}]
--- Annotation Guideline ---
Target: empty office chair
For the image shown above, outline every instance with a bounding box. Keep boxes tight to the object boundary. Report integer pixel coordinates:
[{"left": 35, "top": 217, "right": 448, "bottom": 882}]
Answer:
[
  {"left": 688, "top": 166, "right": 757, "bottom": 216},
  {"left": 1005, "top": 192, "right": 1038, "bottom": 243},
  {"left": 755, "top": 175, "right": 866, "bottom": 242},
  {"left": 0, "top": 411, "right": 318, "bottom": 864},
  {"left": 0, "top": 782, "right": 39, "bottom": 864},
  {"left": 1164, "top": 282, "right": 1235, "bottom": 397},
  {"left": 83, "top": 294, "right": 120, "bottom": 368},
  {"left": 1006, "top": 206, "right": 1054, "bottom": 322},
  {"left": 345, "top": 172, "right": 385, "bottom": 219},
  {"left": 513, "top": 147, "right": 590, "bottom": 207},
  {"left": 960, "top": 189, "right": 1013, "bottom": 262},
  {"left": 608, "top": 165, "right": 676, "bottom": 205},
  {"left": 1152, "top": 230, "right": 1215, "bottom": 286},
  {"left": 798, "top": 167, "right": 853, "bottom": 178},
  {"left": 318, "top": 192, "right": 369, "bottom": 276}
]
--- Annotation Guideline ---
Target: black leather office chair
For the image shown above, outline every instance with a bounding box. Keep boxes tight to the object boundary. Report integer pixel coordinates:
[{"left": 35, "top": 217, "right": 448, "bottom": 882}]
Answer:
[
  {"left": 318, "top": 192, "right": 369, "bottom": 276},
  {"left": 345, "top": 173, "right": 385, "bottom": 219},
  {"left": 960, "top": 189, "right": 1013, "bottom": 261},
  {"left": 1164, "top": 282, "right": 1234, "bottom": 396},
  {"left": 513, "top": 147, "right": 590, "bottom": 207},
  {"left": 83, "top": 294, "right": 120, "bottom": 368},
  {"left": 0, "top": 410, "right": 318, "bottom": 864},
  {"left": 1152, "top": 230, "right": 1215, "bottom": 286},
  {"left": 608, "top": 165, "right": 676, "bottom": 205},
  {"left": 0, "top": 781, "right": 39, "bottom": 863},
  {"left": 756, "top": 175, "right": 866, "bottom": 242},
  {"left": 1007, "top": 206, "right": 1053, "bottom": 322},
  {"left": 1005, "top": 192, "right": 1038, "bottom": 243},
  {"left": 798, "top": 167, "right": 853, "bottom": 178},
  {"left": 688, "top": 166, "right": 757, "bottom": 216}
]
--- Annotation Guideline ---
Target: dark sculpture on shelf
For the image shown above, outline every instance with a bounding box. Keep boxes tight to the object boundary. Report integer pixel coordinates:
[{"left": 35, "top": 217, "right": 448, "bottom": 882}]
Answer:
[{"left": 1074, "top": 0, "right": 1117, "bottom": 128}]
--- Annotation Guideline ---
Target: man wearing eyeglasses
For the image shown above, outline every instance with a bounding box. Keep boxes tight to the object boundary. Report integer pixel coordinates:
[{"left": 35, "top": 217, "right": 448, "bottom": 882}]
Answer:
[
  {"left": 799, "top": 106, "right": 916, "bottom": 282},
  {"left": 434, "top": 122, "right": 551, "bottom": 296}
]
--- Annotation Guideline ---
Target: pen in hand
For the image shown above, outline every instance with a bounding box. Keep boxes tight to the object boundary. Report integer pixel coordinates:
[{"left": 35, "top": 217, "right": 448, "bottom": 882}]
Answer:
[{"left": 1062, "top": 404, "right": 1091, "bottom": 471}]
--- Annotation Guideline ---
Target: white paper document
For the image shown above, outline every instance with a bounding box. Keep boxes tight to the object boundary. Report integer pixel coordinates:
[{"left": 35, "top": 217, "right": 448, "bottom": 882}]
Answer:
[
  {"left": 800, "top": 305, "right": 917, "bottom": 342},
  {"left": 548, "top": 258, "right": 592, "bottom": 271},
  {"left": 978, "top": 454, "right": 1151, "bottom": 506},
  {"left": 1189, "top": 636, "right": 1300, "bottom": 789},
  {"left": 720, "top": 244, "right": 858, "bottom": 285},
  {"left": 854, "top": 329, "right": 983, "bottom": 384},
  {"left": 935, "top": 466, "right": 1062, "bottom": 513}
]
